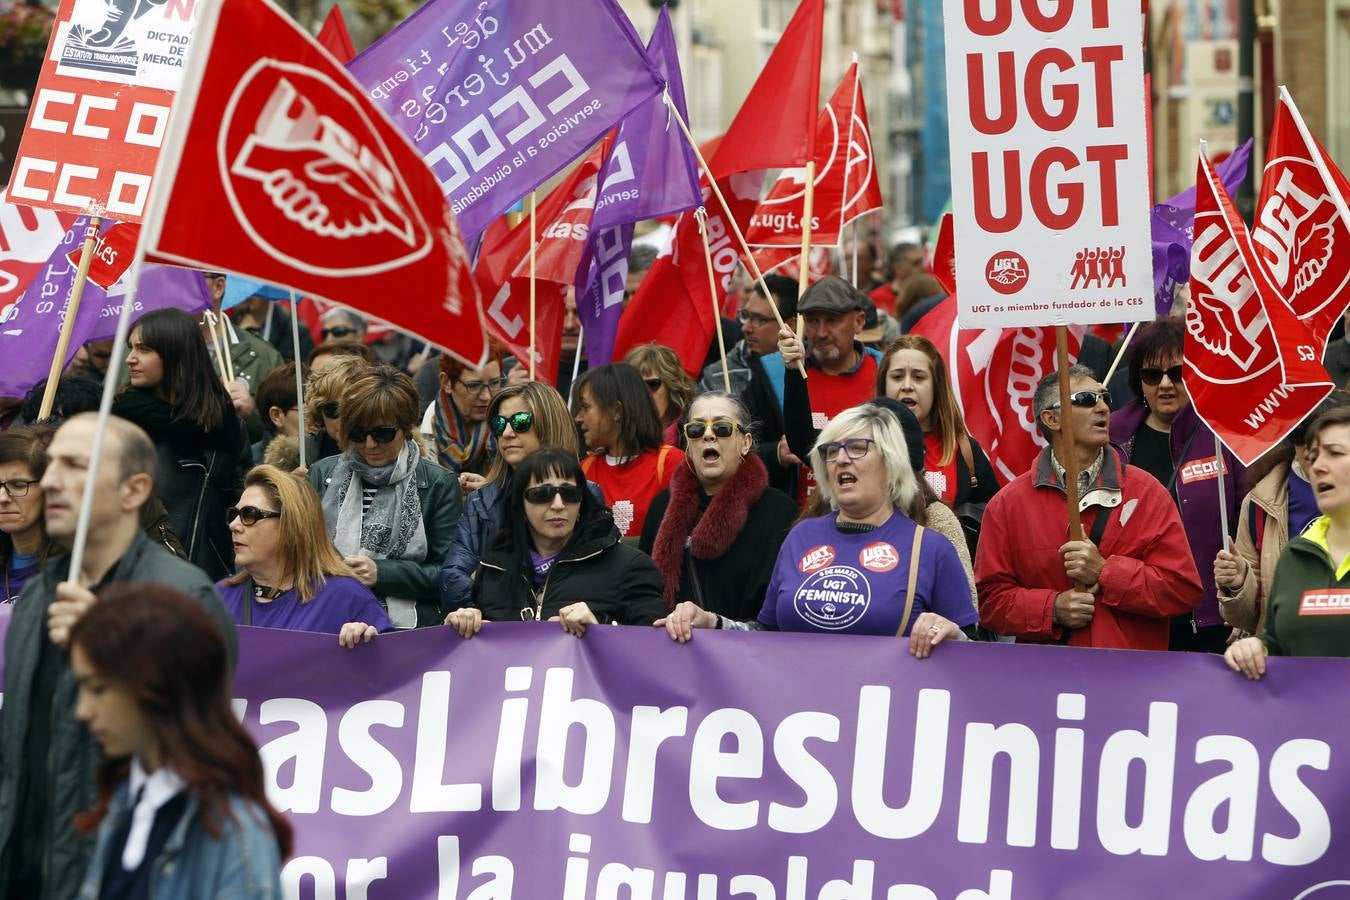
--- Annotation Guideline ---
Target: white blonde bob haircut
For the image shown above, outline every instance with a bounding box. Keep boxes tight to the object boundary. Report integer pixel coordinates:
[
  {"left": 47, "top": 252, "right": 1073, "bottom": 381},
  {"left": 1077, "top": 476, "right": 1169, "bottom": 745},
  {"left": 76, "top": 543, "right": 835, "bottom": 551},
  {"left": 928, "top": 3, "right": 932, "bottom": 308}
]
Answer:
[{"left": 810, "top": 403, "right": 920, "bottom": 515}]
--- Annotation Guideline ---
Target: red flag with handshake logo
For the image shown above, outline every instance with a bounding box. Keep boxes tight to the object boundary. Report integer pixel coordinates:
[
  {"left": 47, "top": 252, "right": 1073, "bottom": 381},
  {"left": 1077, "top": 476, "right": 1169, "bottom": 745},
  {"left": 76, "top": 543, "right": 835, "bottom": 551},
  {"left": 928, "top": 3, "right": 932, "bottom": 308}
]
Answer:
[
  {"left": 139, "top": 0, "right": 486, "bottom": 366},
  {"left": 1185, "top": 150, "right": 1332, "bottom": 466}
]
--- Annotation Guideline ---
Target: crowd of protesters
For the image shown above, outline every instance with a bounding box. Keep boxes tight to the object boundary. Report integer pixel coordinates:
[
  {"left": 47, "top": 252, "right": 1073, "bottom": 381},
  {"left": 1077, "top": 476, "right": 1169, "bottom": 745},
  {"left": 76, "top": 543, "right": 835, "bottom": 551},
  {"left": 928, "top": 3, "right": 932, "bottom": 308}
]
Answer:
[{"left": 2, "top": 242, "right": 1349, "bottom": 898}]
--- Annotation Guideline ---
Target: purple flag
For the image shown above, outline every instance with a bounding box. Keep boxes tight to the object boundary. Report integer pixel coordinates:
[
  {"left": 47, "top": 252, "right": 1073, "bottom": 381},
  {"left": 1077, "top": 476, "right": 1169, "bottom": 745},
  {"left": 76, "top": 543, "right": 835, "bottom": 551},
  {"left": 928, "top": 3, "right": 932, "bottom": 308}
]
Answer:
[
  {"left": 347, "top": 0, "right": 664, "bottom": 240},
  {"left": 575, "top": 8, "right": 701, "bottom": 366},
  {"left": 1151, "top": 139, "right": 1253, "bottom": 314},
  {"left": 0, "top": 218, "right": 210, "bottom": 399}
]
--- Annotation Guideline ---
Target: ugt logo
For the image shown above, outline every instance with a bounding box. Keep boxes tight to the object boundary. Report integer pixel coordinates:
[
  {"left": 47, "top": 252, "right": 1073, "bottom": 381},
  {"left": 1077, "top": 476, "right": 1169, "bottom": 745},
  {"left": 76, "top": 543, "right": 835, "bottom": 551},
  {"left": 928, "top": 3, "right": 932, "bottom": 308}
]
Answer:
[{"left": 984, "top": 251, "right": 1028, "bottom": 296}]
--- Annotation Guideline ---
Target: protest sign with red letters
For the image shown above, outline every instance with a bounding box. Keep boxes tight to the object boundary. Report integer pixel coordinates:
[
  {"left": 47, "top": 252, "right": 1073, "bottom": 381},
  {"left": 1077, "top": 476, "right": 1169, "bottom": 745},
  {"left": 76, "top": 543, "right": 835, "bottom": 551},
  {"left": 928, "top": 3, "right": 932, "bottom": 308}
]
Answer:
[
  {"left": 941, "top": 0, "right": 1153, "bottom": 328},
  {"left": 1185, "top": 151, "right": 1332, "bottom": 466},
  {"left": 6, "top": 0, "right": 196, "bottom": 222},
  {"left": 140, "top": 0, "right": 487, "bottom": 367}
]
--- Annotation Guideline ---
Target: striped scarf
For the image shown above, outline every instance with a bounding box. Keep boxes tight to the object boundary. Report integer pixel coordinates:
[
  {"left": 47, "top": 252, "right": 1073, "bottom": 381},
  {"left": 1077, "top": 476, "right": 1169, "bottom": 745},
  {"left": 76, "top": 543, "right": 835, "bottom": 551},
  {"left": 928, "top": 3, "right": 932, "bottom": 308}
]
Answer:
[{"left": 433, "top": 390, "right": 491, "bottom": 475}]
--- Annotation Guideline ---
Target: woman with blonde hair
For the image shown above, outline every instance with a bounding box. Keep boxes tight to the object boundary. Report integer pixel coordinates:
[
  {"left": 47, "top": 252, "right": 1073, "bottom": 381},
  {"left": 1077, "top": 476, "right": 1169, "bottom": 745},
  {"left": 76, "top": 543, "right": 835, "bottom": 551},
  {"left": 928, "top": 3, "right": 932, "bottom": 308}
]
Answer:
[
  {"left": 300, "top": 353, "right": 370, "bottom": 467},
  {"left": 439, "top": 381, "right": 603, "bottom": 612},
  {"left": 624, "top": 343, "right": 695, "bottom": 446},
  {"left": 218, "top": 465, "right": 389, "bottom": 646}
]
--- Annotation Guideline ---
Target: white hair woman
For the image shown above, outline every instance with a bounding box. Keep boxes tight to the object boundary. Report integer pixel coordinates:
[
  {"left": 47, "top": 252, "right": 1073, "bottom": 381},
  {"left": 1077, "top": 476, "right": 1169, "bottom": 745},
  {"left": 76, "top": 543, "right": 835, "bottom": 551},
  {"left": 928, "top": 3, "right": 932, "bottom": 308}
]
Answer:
[{"left": 660, "top": 404, "right": 976, "bottom": 658}]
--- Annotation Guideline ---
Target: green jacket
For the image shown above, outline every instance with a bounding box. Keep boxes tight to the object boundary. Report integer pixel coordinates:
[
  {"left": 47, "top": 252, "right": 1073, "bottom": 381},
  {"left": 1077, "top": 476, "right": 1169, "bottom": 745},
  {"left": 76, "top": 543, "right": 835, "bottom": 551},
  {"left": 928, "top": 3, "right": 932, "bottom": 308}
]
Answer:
[
  {"left": 0, "top": 532, "right": 235, "bottom": 900},
  {"left": 308, "top": 452, "right": 461, "bottom": 627},
  {"left": 1262, "top": 535, "right": 1350, "bottom": 658},
  {"left": 228, "top": 327, "right": 284, "bottom": 443}
]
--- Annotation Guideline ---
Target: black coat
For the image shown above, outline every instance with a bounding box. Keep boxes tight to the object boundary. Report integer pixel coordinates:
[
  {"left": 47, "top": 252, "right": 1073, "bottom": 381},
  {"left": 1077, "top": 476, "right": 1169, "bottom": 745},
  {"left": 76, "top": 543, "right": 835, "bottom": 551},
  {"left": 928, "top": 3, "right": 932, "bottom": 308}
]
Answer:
[{"left": 472, "top": 512, "right": 665, "bottom": 625}]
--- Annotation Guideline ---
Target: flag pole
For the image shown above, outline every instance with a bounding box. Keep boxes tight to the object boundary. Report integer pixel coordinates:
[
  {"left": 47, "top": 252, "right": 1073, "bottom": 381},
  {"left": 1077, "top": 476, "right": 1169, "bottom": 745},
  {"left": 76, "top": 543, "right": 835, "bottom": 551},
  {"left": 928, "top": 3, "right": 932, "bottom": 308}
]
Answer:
[
  {"left": 1279, "top": 86, "right": 1350, "bottom": 236},
  {"left": 796, "top": 159, "right": 816, "bottom": 338},
  {"left": 850, "top": 222, "right": 859, "bottom": 287},
  {"left": 289, "top": 290, "right": 307, "bottom": 470},
  {"left": 38, "top": 216, "right": 102, "bottom": 419},
  {"left": 1055, "top": 325, "right": 1085, "bottom": 543},
  {"left": 570, "top": 326, "right": 584, "bottom": 399},
  {"left": 528, "top": 190, "right": 537, "bottom": 382},
  {"left": 697, "top": 209, "right": 733, "bottom": 393},
  {"left": 1214, "top": 432, "right": 1231, "bottom": 543},
  {"left": 1101, "top": 320, "right": 1141, "bottom": 386},
  {"left": 662, "top": 92, "right": 807, "bottom": 378},
  {"left": 203, "top": 311, "right": 231, "bottom": 385}
]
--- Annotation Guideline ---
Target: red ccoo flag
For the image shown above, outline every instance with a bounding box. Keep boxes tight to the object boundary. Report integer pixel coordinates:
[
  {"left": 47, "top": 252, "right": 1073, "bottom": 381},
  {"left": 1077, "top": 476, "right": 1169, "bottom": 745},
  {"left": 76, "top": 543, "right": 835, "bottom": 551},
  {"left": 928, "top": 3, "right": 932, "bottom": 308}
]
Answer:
[
  {"left": 744, "top": 62, "right": 883, "bottom": 248},
  {"left": 140, "top": 0, "right": 486, "bottom": 366},
  {"left": 708, "top": 0, "right": 823, "bottom": 179},
  {"left": 1251, "top": 91, "right": 1350, "bottom": 355},
  {"left": 1185, "top": 149, "right": 1332, "bottom": 466},
  {"left": 316, "top": 4, "right": 357, "bottom": 64}
]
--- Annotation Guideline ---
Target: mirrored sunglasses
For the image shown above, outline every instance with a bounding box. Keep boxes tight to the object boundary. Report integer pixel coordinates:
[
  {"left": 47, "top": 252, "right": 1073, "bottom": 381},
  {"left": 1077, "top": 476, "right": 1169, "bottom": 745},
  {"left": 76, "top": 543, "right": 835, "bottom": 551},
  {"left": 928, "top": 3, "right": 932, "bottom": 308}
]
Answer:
[
  {"left": 489, "top": 411, "right": 534, "bottom": 436},
  {"left": 1049, "top": 390, "right": 1111, "bottom": 410}
]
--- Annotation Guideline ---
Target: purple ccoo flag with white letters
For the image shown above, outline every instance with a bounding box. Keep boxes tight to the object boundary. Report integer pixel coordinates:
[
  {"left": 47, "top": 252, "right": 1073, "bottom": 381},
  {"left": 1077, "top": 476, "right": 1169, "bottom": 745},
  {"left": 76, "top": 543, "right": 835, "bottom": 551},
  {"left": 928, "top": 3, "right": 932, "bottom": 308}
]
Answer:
[
  {"left": 347, "top": 0, "right": 665, "bottom": 239},
  {"left": 574, "top": 7, "right": 701, "bottom": 367}
]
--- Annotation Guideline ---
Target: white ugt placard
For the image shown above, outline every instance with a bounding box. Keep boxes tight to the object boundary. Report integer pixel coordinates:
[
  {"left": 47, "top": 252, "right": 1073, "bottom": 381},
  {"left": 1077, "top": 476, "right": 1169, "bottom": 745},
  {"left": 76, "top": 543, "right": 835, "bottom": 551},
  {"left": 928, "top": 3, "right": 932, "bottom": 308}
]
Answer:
[{"left": 943, "top": 0, "right": 1153, "bottom": 328}]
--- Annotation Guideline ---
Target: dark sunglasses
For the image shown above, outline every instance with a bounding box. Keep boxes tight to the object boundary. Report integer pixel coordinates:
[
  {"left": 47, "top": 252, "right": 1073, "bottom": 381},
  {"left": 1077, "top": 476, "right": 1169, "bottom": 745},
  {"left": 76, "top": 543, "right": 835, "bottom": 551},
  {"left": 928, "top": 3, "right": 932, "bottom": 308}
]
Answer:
[
  {"left": 1049, "top": 389, "right": 1111, "bottom": 410},
  {"left": 489, "top": 411, "right": 534, "bottom": 436},
  {"left": 683, "top": 419, "right": 741, "bottom": 440},
  {"left": 227, "top": 505, "right": 281, "bottom": 526},
  {"left": 643, "top": 377, "right": 663, "bottom": 392},
  {"left": 348, "top": 425, "right": 400, "bottom": 444},
  {"left": 1139, "top": 365, "right": 1183, "bottom": 386},
  {"left": 524, "top": 483, "right": 583, "bottom": 505},
  {"left": 319, "top": 401, "right": 340, "bottom": 419},
  {"left": 322, "top": 326, "right": 359, "bottom": 339}
]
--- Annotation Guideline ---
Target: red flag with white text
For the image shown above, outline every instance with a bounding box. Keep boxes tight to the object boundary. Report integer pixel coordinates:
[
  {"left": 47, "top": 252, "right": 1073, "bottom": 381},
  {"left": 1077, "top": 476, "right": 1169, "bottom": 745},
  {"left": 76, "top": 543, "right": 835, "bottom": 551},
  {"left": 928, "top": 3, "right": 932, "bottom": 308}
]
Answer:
[
  {"left": 1251, "top": 94, "right": 1350, "bottom": 355},
  {"left": 140, "top": 0, "right": 487, "bottom": 366},
  {"left": 744, "top": 63, "right": 883, "bottom": 247},
  {"left": 1186, "top": 150, "right": 1332, "bottom": 465}
]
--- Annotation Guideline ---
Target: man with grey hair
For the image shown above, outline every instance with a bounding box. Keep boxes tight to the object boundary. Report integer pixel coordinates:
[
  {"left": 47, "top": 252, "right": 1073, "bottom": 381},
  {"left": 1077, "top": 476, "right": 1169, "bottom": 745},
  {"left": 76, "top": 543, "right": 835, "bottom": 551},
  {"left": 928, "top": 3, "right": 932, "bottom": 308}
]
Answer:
[
  {"left": 974, "top": 366, "right": 1201, "bottom": 650},
  {"left": 0, "top": 413, "right": 235, "bottom": 900}
]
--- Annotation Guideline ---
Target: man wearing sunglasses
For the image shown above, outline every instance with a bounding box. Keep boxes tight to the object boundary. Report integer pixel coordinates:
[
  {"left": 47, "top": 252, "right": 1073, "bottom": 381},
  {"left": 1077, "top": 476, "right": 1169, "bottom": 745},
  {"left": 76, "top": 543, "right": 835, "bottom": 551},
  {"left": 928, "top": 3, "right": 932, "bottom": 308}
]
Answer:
[{"left": 975, "top": 366, "right": 1202, "bottom": 651}]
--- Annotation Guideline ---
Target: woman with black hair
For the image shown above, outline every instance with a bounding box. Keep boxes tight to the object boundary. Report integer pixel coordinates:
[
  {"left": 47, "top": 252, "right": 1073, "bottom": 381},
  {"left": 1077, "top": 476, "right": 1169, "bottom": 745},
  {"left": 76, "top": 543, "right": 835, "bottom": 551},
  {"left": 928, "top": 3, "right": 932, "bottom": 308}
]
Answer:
[
  {"left": 113, "top": 308, "right": 246, "bottom": 580},
  {"left": 70, "top": 582, "right": 289, "bottom": 898},
  {"left": 572, "top": 363, "right": 679, "bottom": 538},
  {"left": 446, "top": 448, "right": 664, "bottom": 637}
]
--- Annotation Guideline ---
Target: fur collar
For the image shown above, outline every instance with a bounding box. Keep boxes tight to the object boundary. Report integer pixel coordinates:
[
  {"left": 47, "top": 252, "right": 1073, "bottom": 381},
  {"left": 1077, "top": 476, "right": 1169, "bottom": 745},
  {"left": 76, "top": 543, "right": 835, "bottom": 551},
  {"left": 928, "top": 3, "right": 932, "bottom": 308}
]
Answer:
[{"left": 651, "top": 452, "right": 768, "bottom": 609}]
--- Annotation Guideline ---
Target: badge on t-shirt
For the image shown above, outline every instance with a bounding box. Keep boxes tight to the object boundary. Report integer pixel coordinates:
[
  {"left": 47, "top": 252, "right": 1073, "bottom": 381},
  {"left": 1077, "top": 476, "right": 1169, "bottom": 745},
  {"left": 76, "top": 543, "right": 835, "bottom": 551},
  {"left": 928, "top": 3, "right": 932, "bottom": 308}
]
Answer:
[
  {"left": 1299, "top": 589, "right": 1350, "bottom": 615},
  {"left": 1179, "top": 456, "right": 1229, "bottom": 485},
  {"left": 793, "top": 565, "right": 872, "bottom": 630},
  {"left": 860, "top": 542, "right": 899, "bottom": 573},
  {"left": 923, "top": 470, "right": 948, "bottom": 498},
  {"left": 799, "top": 545, "right": 836, "bottom": 573}
]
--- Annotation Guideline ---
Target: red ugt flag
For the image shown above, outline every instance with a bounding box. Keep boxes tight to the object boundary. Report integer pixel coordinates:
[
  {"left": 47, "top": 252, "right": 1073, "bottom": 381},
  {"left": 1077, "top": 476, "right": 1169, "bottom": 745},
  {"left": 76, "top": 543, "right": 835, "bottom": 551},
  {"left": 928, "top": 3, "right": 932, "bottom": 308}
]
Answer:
[
  {"left": 1185, "top": 150, "right": 1332, "bottom": 466},
  {"left": 1251, "top": 93, "right": 1350, "bottom": 355},
  {"left": 141, "top": 0, "right": 487, "bottom": 367}
]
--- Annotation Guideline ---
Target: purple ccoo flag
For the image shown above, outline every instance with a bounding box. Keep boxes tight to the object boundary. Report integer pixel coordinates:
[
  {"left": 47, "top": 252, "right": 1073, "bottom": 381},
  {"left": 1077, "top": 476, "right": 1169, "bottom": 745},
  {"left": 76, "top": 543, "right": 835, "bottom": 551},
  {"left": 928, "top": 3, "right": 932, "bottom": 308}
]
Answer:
[
  {"left": 0, "top": 218, "right": 211, "bottom": 399},
  {"left": 347, "top": 0, "right": 665, "bottom": 240},
  {"left": 573, "top": 8, "right": 702, "bottom": 367}
]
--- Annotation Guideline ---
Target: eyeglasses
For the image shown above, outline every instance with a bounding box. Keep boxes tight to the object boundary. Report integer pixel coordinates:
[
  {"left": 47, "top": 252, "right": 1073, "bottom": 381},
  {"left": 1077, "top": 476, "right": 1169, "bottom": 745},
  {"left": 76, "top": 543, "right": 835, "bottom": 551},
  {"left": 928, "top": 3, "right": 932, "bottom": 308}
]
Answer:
[
  {"left": 683, "top": 419, "right": 741, "bottom": 440},
  {"left": 738, "top": 309, "right": 775, "bottom": 328},
  {"left": 348, "top": 425, "right": 400, "bottom": 444},
  {"left": 458, "top": 376, "right": 509, "bottom": 396},
  {"left": 319, "top": 401, "right": 340, "bottom": 419},
  {"left": 321, "top": 326, "right": 359, "bottom": 339},
  {"left": 0, "top": 479, "right": 38, "bottom": 499},
  {"left": 1047, "top": 390, "right": 1112, "bottom": 410},
  {"left": 1139, "top": 365, "right": 1183, "bottom": 386},
  {"left": 227, "top": 505, "right": 282, "bottom": 526},
  {"left": 489, "top": 411, "right": 534, "bottom": 436},
  {"left": 817, "top": 438, "right": 875, "bottom": 462},
  {"left": 524, "top": 483, "right": 583, "bottom": 505},
  {"left": 643, "top": 377, "right": 664, "bottom": 392}
]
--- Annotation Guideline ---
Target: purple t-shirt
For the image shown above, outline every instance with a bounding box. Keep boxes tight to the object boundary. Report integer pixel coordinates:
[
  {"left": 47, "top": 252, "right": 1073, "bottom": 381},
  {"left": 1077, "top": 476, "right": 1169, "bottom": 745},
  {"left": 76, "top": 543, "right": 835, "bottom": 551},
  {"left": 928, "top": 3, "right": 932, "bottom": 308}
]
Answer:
[
  {"left": 216, "top": 575, "right": 392, "bottom": 634},
  {"left": 759, "top": 511, "right": 977, "bottom": 636}
]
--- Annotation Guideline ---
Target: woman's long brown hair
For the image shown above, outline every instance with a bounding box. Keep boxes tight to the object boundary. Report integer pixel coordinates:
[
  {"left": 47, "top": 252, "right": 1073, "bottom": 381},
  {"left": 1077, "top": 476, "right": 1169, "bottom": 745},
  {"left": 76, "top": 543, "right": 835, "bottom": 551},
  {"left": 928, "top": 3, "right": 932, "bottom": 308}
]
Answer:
[{"left": 70, "top": 582, "right": 292, "bottom": 858}]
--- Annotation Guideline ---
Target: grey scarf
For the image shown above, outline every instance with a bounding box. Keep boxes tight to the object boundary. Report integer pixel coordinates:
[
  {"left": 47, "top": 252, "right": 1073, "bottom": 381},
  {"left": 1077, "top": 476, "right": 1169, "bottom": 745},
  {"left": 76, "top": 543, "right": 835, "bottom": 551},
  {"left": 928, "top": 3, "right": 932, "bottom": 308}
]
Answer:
[{"left": 322, "top": 440, "right": 428, "bottom": 566}]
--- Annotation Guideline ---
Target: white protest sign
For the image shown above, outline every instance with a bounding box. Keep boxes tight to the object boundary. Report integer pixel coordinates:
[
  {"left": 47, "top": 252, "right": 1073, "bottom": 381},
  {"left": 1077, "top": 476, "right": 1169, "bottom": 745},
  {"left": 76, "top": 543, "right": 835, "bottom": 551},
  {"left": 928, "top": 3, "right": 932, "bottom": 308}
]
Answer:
[{"left": 943, "top": 0, "right": 1153, "bottom": 328}]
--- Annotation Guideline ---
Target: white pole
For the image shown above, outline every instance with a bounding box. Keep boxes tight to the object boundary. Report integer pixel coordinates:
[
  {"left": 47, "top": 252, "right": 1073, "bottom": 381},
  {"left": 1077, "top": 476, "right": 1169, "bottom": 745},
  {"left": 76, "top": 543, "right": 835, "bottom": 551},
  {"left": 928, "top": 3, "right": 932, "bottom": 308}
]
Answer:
[
  {"left": 1279, "top": 86, "right": 1350, "bottom": 235},
  {"left": 289, "top": 290, "right": 307, "bottom": 469},
  {"left": 570, "top": 326, "right": 584, "bottom": 396},
  {"left": 1215, "top": 432, "right": 1231, "bottom": 542}
]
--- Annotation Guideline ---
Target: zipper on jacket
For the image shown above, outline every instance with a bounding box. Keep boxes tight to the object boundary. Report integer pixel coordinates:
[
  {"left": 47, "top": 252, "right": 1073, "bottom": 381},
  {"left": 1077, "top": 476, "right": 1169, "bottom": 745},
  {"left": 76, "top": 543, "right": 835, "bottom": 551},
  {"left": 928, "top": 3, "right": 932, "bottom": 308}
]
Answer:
[
  {"left": 520, "top": 545, "right": 607, "bottom": 621},
  {"left": 181, "top": 456, "right": 210, "bottom": 560}
]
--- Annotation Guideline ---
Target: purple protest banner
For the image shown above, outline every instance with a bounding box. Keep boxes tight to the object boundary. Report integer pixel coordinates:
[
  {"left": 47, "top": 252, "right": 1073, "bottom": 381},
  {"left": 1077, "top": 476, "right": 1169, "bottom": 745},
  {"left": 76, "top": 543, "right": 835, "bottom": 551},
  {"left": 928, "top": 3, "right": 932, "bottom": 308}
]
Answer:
[
  {"left": 225, "top": 624, "right": 1350, "bottom": 898},
  {"left": 347, "top": 0, "right": 665, "bottom": 240},
  {"left": 0, "top": 217, "right": 211, "bottom": 399},
  {"left": 574, "top": 7, "right": 701, "bottom": 367}
]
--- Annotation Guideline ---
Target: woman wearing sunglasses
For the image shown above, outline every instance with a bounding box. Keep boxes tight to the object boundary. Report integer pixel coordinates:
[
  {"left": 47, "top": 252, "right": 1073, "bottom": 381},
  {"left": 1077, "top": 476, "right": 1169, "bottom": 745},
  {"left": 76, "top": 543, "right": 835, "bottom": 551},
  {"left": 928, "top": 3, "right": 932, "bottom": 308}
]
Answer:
[
  {"left": 112, "top": 308, "right": 247, "bottom": 581},
  {"left": 438, "top": 382, "right": 600, "bottom": 613},
  {"left": 1108, "top": 317, "right": 1245, "bottom": 653},
  {"left": 623, "top": 344, "right": 695, "bottom": 447},
  {"left": 0, "top": 425, "right": 56, "bottom": 603},
  {"left": 640, "top": 393, "right": 798, "bottom": 621},
  {"left": 660, "top": 404, "right": 976, "bottom": 656},
  {"left": 218, "top": 465, "right": 389, "bottom": 644},
  {"left": 573, "top": 363, "right": 680, "bottom": 539},
  {"left": 308, "top": 366, "right": 460, "bottom": 630},
  {"left": 419, "top": 341, "right": 506, "bottom": 478},
  {"left": 301, "top": 354, "right": 370, "bottom": 470},
  {"left": 70, "top": 583, "right": 290, "bottom": 899},
  {"left": 447, "top": 448, "right": 663, "bottom": 637}
]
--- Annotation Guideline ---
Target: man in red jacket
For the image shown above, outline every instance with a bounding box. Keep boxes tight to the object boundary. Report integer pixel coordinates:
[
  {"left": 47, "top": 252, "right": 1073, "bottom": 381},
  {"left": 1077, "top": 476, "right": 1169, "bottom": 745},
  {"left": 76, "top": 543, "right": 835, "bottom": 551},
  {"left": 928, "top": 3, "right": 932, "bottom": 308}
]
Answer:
[{"left": 975, "top": 365, "right": 1202, "bottom": 650}]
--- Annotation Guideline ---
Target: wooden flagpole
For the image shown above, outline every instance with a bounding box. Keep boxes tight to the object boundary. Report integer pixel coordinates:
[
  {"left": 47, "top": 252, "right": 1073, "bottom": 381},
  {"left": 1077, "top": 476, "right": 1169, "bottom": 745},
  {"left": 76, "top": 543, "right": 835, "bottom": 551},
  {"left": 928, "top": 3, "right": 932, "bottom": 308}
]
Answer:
[
  {"left": 1101, "top": 320, "right": 1141, "bottom": 386},
  {"left": 796, "top": 159, "right": 817, "bottom": 339},
  {"left": 38, "top": 217, "right": 102, "bottom": 420},
  {"left": 203, "top": 311, "right": 231, "bottom": 384},
  {"left": 697, "top": 209, "right": 733, "bottom": 393},
  {"left": 662, "top": 92, "right": 807, "bottom": 378},
  {"left": 528, "top": 190, "right": 537, "bottom": 382},
  {"left": 289, "top": 290, "right": 307, "bottom": 469}
]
